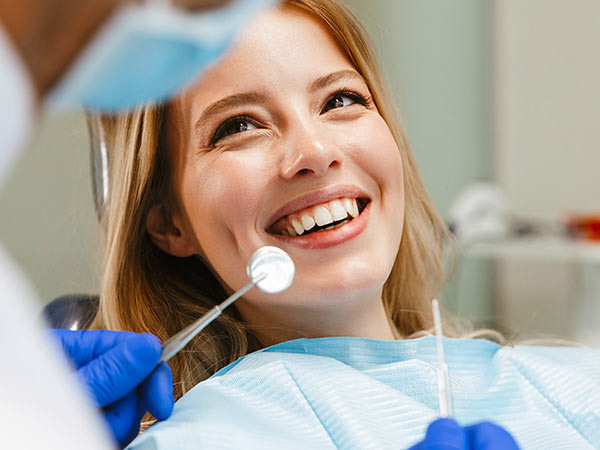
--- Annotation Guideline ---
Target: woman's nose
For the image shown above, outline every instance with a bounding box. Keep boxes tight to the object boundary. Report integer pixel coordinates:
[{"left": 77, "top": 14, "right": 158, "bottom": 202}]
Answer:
[{"left": 279, "top": 125, "right": 343, "bottom": 180}]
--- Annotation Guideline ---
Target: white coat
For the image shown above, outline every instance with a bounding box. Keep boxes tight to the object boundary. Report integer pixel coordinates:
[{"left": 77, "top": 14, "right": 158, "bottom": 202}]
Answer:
[{"left": 0, "top": 25, "right": 112, "bottom": 449}]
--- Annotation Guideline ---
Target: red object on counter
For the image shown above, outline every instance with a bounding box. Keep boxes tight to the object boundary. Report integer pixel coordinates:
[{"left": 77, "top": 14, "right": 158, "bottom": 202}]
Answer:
[{"left": 566, "top": 214, "right": 600, "bottom": 241}]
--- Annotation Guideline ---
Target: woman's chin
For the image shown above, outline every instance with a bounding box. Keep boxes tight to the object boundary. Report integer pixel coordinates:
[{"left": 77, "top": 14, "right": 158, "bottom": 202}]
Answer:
[
  {"left": 296, "top": 254, "right": 391, "bottom": 291},
  {"left": 283, "top": 274, "right": 387, "bottom": 308}
]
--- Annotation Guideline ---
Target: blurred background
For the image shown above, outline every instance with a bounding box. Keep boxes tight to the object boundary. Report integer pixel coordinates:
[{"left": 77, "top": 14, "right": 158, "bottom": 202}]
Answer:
[{"left": 0, "top": 0, "right": 598, "bottom": 343}]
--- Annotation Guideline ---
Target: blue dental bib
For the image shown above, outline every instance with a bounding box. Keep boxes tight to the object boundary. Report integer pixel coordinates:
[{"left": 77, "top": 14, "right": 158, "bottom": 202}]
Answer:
[{"left": 128, "top": 337, "right": 600, "bottom": 449}]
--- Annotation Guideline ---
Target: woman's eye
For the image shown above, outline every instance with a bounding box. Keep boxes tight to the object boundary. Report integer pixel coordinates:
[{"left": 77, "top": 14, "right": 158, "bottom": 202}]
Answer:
[
  {"left": 322, "top": 91, "right": 366, "bottom": 113},
  {"left": 211, "top": 117, "right": 257, "bottom": 145}
]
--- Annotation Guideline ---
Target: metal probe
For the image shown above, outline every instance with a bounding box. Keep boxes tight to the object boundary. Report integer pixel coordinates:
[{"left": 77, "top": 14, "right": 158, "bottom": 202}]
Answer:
[
  {"left": 159, "top": 246, "right": 294, "bottom": 363},
  {"left": 432, "top": 298, "right": 454, "bottom": 418}
]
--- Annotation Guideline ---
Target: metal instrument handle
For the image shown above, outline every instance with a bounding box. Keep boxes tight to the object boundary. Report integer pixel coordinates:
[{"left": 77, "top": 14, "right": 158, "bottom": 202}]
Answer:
[{"left": 159, "top": 273, "right": 266, "bottom": 363}]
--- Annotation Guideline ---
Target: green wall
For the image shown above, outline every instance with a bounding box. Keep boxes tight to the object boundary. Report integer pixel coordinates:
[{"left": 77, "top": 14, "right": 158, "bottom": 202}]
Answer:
[
  {"left": 344, "top": 0, "right": 495, "bottom": 323},
  {"left": 0, "top": 112, "right": 100, "bottom": 304}
]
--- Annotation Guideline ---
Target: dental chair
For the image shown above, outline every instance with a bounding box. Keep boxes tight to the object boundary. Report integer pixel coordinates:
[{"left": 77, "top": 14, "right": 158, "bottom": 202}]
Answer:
[{"left": 42, "top": 294, "right": 99, "bottom": 330}]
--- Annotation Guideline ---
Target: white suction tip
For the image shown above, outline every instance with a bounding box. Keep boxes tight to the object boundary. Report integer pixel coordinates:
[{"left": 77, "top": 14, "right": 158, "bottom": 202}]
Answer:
[{"left": 247, "top": 246, "right": 294, "bottom": 294}]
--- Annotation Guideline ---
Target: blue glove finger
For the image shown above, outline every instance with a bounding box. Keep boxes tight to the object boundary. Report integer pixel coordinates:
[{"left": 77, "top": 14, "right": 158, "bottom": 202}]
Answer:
[
  {"left": 77, "top": 332, "right": 163, "bottom": 407},
  {"left": 49, "top": 329, "right": 140, "bottom": 368},
  {"left": 140, "top": 362, "right": 174, "bottom": 421},
  {"left": 407, "top": 440, "right": 424, "bottom": 450},
  {"left": 103, "top": 389, "right": 145, "bottom": 448},
  {"left": 414, "top": 418, "right": 467, "bottom": 450},
  {"left": 465, "top": 422, "right": 520, "bottom": 450}
]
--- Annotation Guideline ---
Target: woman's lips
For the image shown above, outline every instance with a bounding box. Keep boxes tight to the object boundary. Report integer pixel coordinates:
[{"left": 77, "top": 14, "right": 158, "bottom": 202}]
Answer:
[{"left": 267, "top": 200, "right": 371, "bottom": 250}]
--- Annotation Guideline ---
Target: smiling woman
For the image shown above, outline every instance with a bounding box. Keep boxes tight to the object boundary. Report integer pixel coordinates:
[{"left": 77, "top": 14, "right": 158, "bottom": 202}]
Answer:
[
  {"left": 157, "top": 1, "right": 418, "bottom": 346},
  {"left": 93, "top": 0, "right": 449, "bottom": 396},
  {"left": 88, "top": 1, "right": 600, "bottom": 449},
  {"left": 84, "top": 0, "right": 514, "bottom": 446}
]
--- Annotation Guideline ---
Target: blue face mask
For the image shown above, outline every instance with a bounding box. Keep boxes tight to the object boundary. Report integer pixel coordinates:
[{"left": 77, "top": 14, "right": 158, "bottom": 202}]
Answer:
[{"left": 46, "top": 0, "right": 278, "bottom": 112}]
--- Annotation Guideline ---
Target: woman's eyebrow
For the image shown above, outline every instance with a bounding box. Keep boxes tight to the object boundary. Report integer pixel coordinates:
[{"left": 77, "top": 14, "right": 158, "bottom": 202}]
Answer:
[
  {"left": 193, "top": 71, "right": 363, "bottom": 137},
  {"left": 194, "top": 92, "right": 267, "bottom": 135},
  {"left": 308, "top": 69, "right": 364, "bottom": 92}
]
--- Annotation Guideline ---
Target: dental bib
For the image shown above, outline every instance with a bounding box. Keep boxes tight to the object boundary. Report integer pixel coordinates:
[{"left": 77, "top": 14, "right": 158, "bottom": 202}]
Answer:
[{"left": 127, "top": 337, "right": 600, "bottom": 449}]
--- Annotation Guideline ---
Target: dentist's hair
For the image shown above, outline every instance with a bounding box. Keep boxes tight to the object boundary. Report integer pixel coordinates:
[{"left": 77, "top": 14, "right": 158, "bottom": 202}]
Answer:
[{"left": 91, "top": 0, "right": 455, "bottom": 405}]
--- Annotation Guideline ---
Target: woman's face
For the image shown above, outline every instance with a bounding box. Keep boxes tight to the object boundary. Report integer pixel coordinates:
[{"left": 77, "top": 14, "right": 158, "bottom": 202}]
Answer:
[{"left": 159, "top": 6, "right": 405, "bottom": 332}]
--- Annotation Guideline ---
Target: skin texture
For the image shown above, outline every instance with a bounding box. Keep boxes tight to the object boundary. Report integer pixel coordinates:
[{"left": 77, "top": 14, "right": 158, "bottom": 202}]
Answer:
[
  {"left": 0, "top": 0, "right": 232, "bottom": 99},
  {"left": 148, "top": 6, "right": 406, "bottom": 346}
]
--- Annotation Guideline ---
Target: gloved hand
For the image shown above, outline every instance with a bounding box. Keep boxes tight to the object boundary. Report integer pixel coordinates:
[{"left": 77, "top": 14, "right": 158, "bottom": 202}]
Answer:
[
  {"left": 49, "top": 329, "right": 174, "bottom": 448},
  {"left": 409, "top": 418, "right": 520, "bottom": 450}
]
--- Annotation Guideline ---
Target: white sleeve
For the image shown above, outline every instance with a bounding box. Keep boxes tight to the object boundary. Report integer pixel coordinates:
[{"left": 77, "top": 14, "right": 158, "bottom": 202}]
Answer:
[{"left": 0, "top": 26, "right": 113, "bottom": 449}]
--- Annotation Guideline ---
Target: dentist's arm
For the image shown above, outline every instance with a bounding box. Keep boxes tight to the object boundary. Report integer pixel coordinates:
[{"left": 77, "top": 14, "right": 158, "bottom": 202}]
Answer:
[
  {"left": 409, "top": 418, "right": 520, "bottom": 450},
  {"left": 49, "top": 329, "right": 174, "bottom": 448},
  {"left": 0, "top": 0, "right": 123, "bottom": 98},
  {"left": 0, "top": 0, "right": 232, "bottom": 99}
]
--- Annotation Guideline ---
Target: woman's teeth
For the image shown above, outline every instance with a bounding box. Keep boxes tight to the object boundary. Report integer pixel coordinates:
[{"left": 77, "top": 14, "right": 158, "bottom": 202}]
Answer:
[
  {"left": 277, "top": 197, "right": 361, "bottom": 237},
  {"left": 301, "top": 215, "right": 315, "bottom": 231}
]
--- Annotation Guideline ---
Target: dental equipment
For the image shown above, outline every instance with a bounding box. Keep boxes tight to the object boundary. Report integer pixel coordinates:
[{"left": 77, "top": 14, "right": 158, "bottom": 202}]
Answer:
[
  {"left": 160, "top": 246, "right": 294, "bottom": 363},
  {"left": 432, "top": 299, "right": 454, "bottom": 418}
]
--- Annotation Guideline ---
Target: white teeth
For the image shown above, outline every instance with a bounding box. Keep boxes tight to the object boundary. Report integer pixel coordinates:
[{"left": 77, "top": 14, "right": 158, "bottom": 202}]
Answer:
[
  {"left": 301, "top": 214, "right": 315, "bottom": 231},
  {"left": 314, "top": 205, "right": 334, "bottom": 226},
  {"left": 291, "top": 219, "right": 304, "bottom": 236},
  {"left": 329, "top": 200, "right": 348, "bottom": 221},
  {"left": 276, "top": 197, "right": 363, "bottom": 236},
  {"left": 343, "top": 198, "right": 359, "bottom": 218}
]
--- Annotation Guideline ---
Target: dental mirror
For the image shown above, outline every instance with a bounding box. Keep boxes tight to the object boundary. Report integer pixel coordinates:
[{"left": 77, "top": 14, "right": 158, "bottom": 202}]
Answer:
[
  {"left": 160, "top": 246, "right": 294, "bottom": 362},
  {"left": 247, "top": 245, "right": 295, "bottom": 294}
]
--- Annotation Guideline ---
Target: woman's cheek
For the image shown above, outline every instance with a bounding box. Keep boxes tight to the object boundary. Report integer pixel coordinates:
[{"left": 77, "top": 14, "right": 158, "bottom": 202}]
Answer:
[
  {"left": 349, "top": 117, "right": 403, "bottom": 184},
  {"left": 220, "top": 154, "right": 271, "bottom": 213}
]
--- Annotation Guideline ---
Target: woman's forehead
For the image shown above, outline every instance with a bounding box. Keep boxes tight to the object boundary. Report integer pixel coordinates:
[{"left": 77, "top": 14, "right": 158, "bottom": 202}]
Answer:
[{"left": 179, "top": 5, "right": 355, "bottom": 113}]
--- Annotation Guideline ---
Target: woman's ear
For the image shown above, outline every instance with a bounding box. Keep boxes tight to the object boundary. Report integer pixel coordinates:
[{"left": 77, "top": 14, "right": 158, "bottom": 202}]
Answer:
[{"left": 146, "top": 203, "right": 197, "bottom": 257}]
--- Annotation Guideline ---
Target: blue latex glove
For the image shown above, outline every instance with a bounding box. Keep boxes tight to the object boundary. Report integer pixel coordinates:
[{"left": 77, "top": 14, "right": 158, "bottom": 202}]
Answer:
[
  {"left": 49, "top": 329, "right": 174, "bottom": 448},
  {"left": 409, "top": 418, "right": 520, "bottom": 450}
]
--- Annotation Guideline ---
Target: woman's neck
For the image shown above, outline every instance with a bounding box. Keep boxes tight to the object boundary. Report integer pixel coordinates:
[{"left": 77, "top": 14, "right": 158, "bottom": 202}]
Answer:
[{"left": 239, "top": 293, "right": 397, "bottom": 347}]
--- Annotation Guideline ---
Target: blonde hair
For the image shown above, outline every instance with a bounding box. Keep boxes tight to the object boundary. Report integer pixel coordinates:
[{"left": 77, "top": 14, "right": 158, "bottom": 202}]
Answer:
[{"left": 91, "top": 0, "right": 455, "bottom": 404}]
